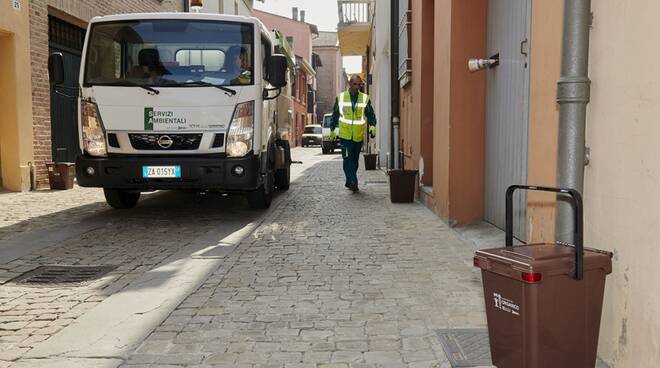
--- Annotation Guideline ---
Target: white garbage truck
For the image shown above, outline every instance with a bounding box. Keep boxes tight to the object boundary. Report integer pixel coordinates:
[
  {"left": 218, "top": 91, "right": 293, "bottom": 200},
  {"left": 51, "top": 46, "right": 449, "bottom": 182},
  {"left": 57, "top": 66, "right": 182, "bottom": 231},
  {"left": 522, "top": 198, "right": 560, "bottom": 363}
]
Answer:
[{"left": 48, "top": 13, "right": 292, "bottom": 209}]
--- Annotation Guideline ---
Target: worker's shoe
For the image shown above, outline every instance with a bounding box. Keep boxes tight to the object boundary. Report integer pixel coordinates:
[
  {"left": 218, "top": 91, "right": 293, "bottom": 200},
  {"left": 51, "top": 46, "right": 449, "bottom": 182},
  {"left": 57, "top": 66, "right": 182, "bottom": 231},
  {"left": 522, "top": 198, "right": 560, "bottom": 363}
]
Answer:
[{"left": 349, "top": 181, "right": 359, "bottom": 193}]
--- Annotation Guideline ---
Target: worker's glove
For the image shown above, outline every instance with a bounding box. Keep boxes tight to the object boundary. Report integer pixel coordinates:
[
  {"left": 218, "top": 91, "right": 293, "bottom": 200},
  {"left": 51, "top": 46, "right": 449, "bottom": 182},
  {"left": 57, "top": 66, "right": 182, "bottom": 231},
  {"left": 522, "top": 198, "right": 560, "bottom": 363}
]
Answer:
[
  {"left": 329, "top": 130, "right": 337, "bottom": 141},
  {"left": 369, "top": 126, "right": 376, "bottom": 139}
]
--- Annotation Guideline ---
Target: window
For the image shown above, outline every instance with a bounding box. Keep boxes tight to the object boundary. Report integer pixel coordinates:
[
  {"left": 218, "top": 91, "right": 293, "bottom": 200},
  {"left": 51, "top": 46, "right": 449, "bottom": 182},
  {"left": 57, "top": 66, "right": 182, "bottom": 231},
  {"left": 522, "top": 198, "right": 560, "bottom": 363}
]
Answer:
[
  {"left": 175, "top": 50, "right": 225, "bottom": 71},
  {"left": 304, "top": 126, "right": 322, "bottom": 134},
  {"left": 84, "top": 20, "right": 255, "bottom": 87},
  {"left": 261, "top": 34, "right": 272, "bottom": 81},
  {"left": 398, "top": 0, "right": 412, "bottom": 86}
]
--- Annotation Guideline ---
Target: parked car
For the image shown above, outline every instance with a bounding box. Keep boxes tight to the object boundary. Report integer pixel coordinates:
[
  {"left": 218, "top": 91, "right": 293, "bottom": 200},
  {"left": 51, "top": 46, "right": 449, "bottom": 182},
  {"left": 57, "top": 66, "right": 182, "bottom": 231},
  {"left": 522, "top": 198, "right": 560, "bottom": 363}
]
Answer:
[
  {"left": 302, "top": 124, "right": 323, "bottom": 147},
  {"left": 321, "top": 113, "right": 340, "bottom": 154}
]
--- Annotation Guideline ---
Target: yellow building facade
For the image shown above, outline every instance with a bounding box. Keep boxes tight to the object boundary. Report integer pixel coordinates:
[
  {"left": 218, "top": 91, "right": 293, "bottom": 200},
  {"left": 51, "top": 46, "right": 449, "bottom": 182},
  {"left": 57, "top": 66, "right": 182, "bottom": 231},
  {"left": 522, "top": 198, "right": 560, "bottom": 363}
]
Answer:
[{"left": 0, "top": 0, "right": 34, "bottom": 191}]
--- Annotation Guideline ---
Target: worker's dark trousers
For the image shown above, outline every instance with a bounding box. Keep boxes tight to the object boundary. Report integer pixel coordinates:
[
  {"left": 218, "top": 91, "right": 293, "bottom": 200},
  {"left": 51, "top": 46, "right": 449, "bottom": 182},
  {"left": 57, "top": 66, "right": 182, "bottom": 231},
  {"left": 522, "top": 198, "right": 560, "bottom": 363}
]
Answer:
[{"left": 340, "top": 139, "right": 363, "bottom": 186}]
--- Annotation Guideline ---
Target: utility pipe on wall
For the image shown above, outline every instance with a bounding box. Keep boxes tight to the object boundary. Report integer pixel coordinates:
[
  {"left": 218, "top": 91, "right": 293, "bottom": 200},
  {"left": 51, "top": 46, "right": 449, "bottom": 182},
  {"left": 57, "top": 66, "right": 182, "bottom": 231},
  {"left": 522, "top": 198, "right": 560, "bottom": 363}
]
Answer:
[
  {"left": 390, "top": 0, "right": 400, "bottom": 170},
  {"left": 556, "top": 0, "right": 592, "bottom": 243}
]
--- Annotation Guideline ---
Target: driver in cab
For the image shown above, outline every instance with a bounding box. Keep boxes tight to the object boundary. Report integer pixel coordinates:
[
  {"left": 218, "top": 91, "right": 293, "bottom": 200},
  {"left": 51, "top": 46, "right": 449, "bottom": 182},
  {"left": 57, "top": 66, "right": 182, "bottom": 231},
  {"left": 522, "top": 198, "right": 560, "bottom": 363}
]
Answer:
[{"left": 224, "top": 46, "right": 251, "bottom": 85}]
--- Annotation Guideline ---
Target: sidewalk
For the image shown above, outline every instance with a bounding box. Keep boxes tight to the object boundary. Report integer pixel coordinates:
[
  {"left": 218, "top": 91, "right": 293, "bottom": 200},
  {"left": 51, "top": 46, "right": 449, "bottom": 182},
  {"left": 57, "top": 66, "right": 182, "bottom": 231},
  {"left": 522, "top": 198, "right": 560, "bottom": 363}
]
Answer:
[{"left": 120, "top": 149, "right": 489, "bottom": 367}]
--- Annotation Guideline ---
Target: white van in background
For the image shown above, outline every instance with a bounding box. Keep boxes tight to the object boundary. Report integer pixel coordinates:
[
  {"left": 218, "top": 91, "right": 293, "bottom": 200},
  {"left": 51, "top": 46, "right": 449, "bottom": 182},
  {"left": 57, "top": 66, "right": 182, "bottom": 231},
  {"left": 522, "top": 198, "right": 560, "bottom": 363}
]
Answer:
[{"left": 321, "top": 113, "right": 340, "bottom": 154}]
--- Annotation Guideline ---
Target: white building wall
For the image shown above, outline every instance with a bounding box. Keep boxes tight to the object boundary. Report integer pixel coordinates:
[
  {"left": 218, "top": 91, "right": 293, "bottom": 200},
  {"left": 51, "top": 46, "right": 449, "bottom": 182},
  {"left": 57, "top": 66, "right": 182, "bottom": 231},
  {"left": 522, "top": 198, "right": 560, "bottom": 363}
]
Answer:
[
  {"left": 585, "top": 1, "right": 660, "bottom": 366},
  {"left": 200, "top": 0, "right": 252, "bottom": 16},
  {"left": 371, "top": 0, "right": 391, "bottom": 168}
]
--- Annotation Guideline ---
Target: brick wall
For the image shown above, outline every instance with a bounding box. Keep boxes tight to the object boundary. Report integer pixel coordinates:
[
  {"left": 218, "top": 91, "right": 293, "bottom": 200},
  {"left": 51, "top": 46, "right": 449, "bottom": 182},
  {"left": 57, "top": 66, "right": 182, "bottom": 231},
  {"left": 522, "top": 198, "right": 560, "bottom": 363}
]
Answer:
[{"left": 30, "top": 0, "right": 183, "bottom": 187}]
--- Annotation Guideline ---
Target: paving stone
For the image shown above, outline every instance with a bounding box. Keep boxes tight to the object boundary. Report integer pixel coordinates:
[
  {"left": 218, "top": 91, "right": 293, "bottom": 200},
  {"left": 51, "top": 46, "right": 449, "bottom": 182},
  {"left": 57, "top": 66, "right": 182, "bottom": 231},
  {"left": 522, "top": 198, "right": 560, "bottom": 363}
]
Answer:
[
  {"left": 363, "top": 351, "right": 403, "bottom": 364},
  {"left": 204, "top": 352, "right": 238, "bottom": 365},
  {"left": 331, "top": 351, "right": 364, "bottom": 363}
]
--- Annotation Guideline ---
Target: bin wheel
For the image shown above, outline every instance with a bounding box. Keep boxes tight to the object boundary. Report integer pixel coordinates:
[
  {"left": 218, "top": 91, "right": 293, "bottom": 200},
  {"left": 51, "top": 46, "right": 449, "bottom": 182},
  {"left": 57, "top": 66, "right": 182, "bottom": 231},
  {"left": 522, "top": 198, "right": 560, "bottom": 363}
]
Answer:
[{"left": 104, "top": 189, "right": 140, "bottom": 209}]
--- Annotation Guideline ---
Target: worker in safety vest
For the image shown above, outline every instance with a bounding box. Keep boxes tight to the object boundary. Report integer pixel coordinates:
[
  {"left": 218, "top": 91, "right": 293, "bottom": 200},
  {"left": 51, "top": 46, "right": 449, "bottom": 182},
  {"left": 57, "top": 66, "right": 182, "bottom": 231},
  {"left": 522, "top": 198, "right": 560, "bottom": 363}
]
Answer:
[{"left": 329, "top": 75, "right": 377, "bottom": 192}]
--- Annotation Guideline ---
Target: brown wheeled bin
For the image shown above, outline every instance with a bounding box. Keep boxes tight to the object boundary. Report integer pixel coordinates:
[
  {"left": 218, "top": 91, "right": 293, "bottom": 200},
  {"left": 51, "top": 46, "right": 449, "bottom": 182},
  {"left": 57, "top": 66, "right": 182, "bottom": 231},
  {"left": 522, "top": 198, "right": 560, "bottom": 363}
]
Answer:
[
  {"left": 46, "top": 162, "right": 76, "bottom": 190},
  {"left": 473, "top": 185, "right": 612, "bottom": 368}
]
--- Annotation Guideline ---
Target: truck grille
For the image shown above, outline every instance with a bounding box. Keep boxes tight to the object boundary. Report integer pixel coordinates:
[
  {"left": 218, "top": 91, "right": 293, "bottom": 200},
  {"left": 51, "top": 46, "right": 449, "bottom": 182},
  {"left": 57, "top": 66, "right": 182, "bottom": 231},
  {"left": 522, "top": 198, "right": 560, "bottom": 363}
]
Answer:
[{"left": 129, "top": 134, "right": 203, "bottom": 151}]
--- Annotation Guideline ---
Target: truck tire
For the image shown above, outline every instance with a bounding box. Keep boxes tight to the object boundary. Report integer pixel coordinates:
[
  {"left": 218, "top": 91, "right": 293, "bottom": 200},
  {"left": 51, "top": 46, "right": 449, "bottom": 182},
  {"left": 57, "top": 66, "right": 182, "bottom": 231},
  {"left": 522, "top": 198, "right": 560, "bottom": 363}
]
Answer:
[
  {"left": 247, "top": 185, "right": 272, "bottom": 209},
  {"left": 104, "top": 189, "right": 140, "bottom": 209},
  {"left": 275, "top": 140, "right": 291, "bottom": 191},
  {"left": 275, "top": 165, "right": 290, "bottom": 190}
]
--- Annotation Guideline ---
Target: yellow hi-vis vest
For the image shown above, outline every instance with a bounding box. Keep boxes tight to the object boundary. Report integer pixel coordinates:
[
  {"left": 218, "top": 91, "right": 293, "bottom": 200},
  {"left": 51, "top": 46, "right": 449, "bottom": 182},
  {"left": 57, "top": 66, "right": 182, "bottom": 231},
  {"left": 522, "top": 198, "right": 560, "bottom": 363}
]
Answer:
[{"left": 338, "top": 91, "right": 369, "bottom": 142}]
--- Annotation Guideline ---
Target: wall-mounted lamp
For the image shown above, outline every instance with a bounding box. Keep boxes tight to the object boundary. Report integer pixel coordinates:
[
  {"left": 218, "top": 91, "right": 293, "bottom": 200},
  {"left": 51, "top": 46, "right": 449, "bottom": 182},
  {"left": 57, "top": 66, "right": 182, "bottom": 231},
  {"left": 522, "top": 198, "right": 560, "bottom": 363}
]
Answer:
[{"left": 468, "top": 53, "right": 500, "bottom": 72}]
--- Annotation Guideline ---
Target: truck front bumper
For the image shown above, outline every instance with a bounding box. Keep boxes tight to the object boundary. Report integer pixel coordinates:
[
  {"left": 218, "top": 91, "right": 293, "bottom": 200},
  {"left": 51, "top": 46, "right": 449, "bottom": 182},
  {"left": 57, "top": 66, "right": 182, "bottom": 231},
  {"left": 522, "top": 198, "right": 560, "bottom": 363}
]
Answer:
[{"left": 75, "top": 154, "right": 262, "bottom": 191}]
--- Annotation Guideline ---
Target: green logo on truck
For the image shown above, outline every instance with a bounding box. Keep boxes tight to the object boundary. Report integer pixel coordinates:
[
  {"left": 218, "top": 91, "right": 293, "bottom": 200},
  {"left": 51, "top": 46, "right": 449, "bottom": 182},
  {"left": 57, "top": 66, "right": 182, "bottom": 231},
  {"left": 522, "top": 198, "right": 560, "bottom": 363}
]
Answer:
[
  {"left": 144, "top": 107, "right": 154, "bottom": 130},
  {"left": 144, "top": 107, "right": 188, "bottom": 130}
]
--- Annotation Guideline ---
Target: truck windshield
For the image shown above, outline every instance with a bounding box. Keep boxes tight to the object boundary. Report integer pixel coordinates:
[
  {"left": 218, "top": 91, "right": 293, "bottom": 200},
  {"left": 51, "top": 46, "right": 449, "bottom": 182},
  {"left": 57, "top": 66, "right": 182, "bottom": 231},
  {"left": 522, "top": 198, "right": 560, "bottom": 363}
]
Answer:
[{"left": 84, "top": 20, "right": 254, "bottom": 87}]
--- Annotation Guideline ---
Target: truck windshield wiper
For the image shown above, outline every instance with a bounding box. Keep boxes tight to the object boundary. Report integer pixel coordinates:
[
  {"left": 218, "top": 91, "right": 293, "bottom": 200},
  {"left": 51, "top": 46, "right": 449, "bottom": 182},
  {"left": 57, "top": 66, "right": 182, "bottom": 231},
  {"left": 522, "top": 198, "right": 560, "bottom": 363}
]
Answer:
[
  {"left": 98, "top": 81, "right": 160, "bottom": 95},
  {"left": 180, "top": 81, "right": 237, "bottom": 96}
]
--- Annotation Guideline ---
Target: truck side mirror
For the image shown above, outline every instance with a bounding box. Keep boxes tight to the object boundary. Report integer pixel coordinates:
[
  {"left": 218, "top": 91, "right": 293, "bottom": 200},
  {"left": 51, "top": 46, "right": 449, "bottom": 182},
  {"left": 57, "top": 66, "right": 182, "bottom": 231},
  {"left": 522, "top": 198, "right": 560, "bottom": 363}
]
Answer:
[
  {"left": 48, "top": 52, "right": 65, "bottom": 86},
  {"left": 267, "top": 54, "right": 288, "bottom": 88}
]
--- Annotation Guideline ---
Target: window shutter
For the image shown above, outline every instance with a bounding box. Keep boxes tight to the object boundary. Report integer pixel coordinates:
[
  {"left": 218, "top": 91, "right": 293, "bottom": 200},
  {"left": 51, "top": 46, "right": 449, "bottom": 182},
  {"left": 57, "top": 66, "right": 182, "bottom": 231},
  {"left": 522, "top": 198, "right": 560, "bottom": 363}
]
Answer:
[{"left": 398, "top": 0, "right": 412, "bottom": 85}]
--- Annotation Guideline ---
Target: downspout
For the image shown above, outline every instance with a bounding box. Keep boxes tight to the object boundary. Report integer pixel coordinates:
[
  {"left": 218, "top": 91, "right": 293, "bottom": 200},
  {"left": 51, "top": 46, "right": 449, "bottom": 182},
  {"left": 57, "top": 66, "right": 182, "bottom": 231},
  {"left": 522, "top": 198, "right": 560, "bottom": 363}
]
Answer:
[
  {"left": 555, "top": 0, "right": 591, "bottom": 243},
  {"left": 183, "top": 0, "right": 190, "bottom": 12},
  {"left": 390, "top": 0, "right": 400, "bottom": 169}
]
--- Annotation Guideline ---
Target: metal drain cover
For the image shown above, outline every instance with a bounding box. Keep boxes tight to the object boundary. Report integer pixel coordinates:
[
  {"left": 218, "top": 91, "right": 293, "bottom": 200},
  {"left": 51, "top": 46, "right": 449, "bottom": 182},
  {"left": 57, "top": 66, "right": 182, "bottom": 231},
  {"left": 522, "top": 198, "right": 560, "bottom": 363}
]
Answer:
[
  {"left": 435, "top": 329, "right": 492, "bottom": 367},
  {"left": 11, "top": 265, "right": 116, "bottom": 286}
]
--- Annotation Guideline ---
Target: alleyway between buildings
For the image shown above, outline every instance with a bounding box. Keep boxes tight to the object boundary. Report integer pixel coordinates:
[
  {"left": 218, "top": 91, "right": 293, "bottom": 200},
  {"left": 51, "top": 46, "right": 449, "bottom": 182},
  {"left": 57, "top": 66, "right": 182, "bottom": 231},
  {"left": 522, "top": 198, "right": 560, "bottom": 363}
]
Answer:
[{"left": 1, "top": 148, "right": 491, "bottom": 368}]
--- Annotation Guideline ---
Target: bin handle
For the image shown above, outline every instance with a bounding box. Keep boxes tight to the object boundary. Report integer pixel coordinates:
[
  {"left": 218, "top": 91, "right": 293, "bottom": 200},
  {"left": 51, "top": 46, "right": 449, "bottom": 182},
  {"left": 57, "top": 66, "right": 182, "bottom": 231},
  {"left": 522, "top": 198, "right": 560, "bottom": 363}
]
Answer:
[{"left": 506, "top": 185, "right": 584, "bottom": 280}]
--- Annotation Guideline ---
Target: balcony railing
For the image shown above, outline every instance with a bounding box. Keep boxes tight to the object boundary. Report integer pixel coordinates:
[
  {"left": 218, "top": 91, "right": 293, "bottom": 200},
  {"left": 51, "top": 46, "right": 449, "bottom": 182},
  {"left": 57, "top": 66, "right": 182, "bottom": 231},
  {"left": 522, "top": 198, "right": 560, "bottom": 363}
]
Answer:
[{"left": 338, "top": 0, "right": 373, "bottom": 26}]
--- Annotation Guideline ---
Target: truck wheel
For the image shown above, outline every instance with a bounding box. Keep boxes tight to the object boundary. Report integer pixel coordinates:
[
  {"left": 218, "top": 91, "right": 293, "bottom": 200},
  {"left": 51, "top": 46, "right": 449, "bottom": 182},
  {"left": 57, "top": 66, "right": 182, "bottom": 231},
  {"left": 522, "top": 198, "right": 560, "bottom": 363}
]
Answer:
[
  {"left": 104, "top": 189, "right": 140, "bottom": 209},
  {"left": 275, "top": 165, "right": 291, "bottom": 190},
  {"left": 247, "top": 184, "right": 272, "bottom": 209},
  {"left": 275, "top": 140, "right": 291, "bottom": 191}
]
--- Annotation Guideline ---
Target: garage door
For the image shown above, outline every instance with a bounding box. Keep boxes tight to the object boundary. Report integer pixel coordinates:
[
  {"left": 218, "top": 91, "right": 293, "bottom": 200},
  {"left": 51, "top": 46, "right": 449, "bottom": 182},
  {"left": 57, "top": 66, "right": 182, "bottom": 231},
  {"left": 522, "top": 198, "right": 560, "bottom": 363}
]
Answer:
[{"left": 484, "top": 0, "right": 532, "bottom": 241}]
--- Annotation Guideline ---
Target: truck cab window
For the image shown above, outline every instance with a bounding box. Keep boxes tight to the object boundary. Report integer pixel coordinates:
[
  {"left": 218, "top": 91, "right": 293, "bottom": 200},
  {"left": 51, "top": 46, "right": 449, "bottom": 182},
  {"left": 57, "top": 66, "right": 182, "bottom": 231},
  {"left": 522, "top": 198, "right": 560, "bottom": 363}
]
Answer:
[{"left": 84, "top": 20, "right": 254, "bottom": 87}]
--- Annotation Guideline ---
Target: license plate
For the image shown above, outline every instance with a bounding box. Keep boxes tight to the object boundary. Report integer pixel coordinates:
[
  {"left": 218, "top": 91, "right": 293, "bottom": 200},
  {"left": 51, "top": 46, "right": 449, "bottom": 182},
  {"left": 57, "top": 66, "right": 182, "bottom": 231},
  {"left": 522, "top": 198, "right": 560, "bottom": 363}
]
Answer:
[{"left": 142, "top": 166, "right": 181, "bottom": 178}]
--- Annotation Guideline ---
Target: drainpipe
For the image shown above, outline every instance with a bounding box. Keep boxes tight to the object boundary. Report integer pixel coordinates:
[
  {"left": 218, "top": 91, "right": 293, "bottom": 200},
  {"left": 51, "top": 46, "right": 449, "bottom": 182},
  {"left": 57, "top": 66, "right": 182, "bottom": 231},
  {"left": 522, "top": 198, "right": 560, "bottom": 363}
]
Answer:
[
  {"left": 183, "top": 0, "right": 190, "bottom": 12},
  {"left": 555, "top": 0, "right": 592, "bottom": 243},
  {"left": 390, "top": 0, "right": 400, "bottom": 170}
]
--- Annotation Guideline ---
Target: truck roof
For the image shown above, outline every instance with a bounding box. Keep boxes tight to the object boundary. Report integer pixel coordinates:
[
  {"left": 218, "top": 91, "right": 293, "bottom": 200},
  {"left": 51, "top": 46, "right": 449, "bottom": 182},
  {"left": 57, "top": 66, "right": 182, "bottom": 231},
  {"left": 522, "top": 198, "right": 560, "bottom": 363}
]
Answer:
[{"left": 90, "top": 12, "right": 261, "bottom": 26}]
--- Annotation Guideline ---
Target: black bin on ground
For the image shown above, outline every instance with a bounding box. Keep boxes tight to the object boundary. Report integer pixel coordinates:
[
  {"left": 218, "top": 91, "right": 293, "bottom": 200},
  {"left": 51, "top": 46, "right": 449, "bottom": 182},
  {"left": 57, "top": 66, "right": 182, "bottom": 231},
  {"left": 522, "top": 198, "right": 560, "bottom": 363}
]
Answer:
[
  {"left": 388, "top": 169, "right": 417, "bottom": 203},
  {"left": 473, "top": 185, "right": 612, "bottom": 368},
  {"left": 364, "top": 153, "right": 377, "bottom": 170}
]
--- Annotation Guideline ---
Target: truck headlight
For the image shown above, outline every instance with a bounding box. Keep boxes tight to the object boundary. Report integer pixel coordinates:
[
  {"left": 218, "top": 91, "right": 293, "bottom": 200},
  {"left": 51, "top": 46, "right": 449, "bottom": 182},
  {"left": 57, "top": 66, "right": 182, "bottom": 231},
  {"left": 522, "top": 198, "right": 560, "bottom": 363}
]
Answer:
[
  {"left": 226, "top": 101, "right": 254, "bottom": 158},
  {"left": 81, "top": 100, "right": 107, "bottom": 157}
]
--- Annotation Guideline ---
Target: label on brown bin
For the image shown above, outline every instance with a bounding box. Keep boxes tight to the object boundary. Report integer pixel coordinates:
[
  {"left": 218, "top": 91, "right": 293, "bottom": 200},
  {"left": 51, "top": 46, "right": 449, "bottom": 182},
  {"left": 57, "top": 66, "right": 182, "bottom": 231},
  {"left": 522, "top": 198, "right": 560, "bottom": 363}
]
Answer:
[{"left": 493, "top": 293, "right": 520, "bottom": 316}]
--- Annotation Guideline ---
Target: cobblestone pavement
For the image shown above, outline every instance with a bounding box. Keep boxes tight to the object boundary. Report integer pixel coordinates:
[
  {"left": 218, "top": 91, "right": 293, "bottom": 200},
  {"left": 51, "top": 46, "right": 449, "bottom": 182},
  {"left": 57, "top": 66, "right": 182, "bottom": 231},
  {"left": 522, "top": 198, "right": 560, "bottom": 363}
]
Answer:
[
  {"left": 0, "top": 162, "right": 297, "bottom": 364},
  {"left": 120, "top": 148, "right": 488, "bottom": 368}
]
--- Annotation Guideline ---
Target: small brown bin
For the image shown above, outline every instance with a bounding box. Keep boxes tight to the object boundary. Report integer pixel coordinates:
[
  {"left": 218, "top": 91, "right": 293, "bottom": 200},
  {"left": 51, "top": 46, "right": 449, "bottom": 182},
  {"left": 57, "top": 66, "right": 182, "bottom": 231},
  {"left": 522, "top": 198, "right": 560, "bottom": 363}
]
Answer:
[
  {"left": 474, "top": 185, "right": 612, "bottom": 368},
  {"left": 46, "top": 162, "right": 76, "bottom": 190}
]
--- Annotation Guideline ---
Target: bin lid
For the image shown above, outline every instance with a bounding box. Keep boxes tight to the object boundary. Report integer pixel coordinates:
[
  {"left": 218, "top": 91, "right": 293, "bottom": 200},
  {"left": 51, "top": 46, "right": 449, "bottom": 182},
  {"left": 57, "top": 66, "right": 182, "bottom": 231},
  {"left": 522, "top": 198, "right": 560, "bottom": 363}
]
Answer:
[{"left": 474, "top": 243, "right": 612, "bottom": 281}]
